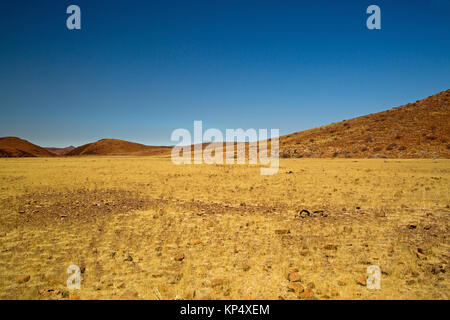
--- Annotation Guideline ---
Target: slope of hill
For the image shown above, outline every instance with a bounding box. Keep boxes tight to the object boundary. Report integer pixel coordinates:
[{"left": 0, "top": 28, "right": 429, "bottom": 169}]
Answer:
[
  {"left": 65, "top": 139, "right": 172, "bottom": 156},
  {"left": 0, "top": 137, "right": 56, "bottom": 157},
  {"left": 278, "top": 89, "right": 450, "bottom": 158},
  {"left": 2, "top": 90, "right": 448, "bottom": 159},
  {"left": 44, "top": 146, "right": 75, "bottom": 155}
]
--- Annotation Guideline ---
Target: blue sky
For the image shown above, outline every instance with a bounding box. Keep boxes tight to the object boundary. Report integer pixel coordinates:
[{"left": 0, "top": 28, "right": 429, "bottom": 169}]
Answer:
[{"left": 1, "top": 0, "right": 449, "bottom": 147}]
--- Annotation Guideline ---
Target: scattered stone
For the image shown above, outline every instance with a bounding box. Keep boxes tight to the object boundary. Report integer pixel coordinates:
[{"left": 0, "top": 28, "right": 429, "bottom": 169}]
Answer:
[
  {"left": 211, "top": 279, "right": 224, "bottom": 287},
  {"left": 337, "top": 278, "right": 347, "bottom": 286},
  {"left": 242, "top": 264, "right": 250, "bottom": 272},
  {"left": 18, "top": 210, "right": 25, "bottom": 214},
  {"left": 275, "top": 229, "right": 290, "bottom": 235},
  {"left": 287, "top": 282, "right": 304, "bottom": 293},
  {"left": 343, "top": 226, "right": 352, "bottom": 233},
  {"left": 174, "top": 253, "right": 185, "bottom": 261},
  {"left": 356, "top": 277, "right": 366, "bottom": 286},
  {"left": 381, "top": 266, "right": 391, "bottom": 276},
  {"left": 324, "top": 243, "right": 338, "bottom": 250},
  {"left": 287, "top": 272, "right": 301, "bottom": 282},
  {"left": 17, "top": 275, "right": 30, "bottom": 284},
  {"left": 408, "top": 223, "right": 417, "bottom": 229},
  {"left": 299, "top": 288, "right": 314, "bottom": 299},
  {"left": 70, "top": 293, "right": 81, "bottom": 300},
  {"left": 330, "top": 287, "right": 340, "bottom": 297},
  {"left": 188, "top": 239, "right": 202, "bottom": 246},
  {"left": 307, "top": 282, "right": 315, "bottom": 289},
  {"left": 124, "top": 255, "right": 133, "bottom": 262},
  {"left": 430, "top": 264, "right": 444, "bottom": 275},
  {"left": 300, "top": 249, "right": 308, "bottom": 256}
]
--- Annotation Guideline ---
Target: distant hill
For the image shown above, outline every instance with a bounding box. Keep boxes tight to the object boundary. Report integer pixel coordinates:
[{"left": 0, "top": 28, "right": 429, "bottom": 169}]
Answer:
[
  {"left": 44, "top": 146, "right": 75, "bottom": 155},
  {"left": 0, "top": 137, "right": 56, "bottom": 157},
  {"left": 278, "top": 89, "right": 450, "bottom": 158},
  {"left": 65, "top": 139, "right": 172, "bottom": 156},
  {"left": 2, "top": 90, "right": 448, "bottom": 159}
]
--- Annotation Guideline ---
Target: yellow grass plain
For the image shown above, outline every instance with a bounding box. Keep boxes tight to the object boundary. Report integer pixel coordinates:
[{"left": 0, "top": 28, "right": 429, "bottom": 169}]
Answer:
[{"left": 0, "top": 156, "right": 448, "bottom": 300}]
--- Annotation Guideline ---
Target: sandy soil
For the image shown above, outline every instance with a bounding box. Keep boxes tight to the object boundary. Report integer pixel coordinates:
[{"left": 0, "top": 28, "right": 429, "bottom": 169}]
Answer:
[{"left": 0, "top": 157, "right": 448, "bottom": 299}]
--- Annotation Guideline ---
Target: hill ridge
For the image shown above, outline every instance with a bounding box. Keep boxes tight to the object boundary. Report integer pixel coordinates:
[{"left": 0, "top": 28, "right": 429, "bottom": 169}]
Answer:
[
  {"left": 66, "top": 138, "right": 172, "bottom": 156},
  {"left": 1, "top": 89, "right": 449, "bottom": 158},
  {"left": 0, "top": 137, "right": 56, "bottom": 157},
  {"left": 277, "top": 89, "right": 449, "bottom": 158}
]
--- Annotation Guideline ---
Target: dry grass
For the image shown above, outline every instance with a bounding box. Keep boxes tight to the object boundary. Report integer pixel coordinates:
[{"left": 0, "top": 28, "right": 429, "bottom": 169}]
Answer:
[{"left": 0, "top": 156, "right": 449, "bottom": 300}]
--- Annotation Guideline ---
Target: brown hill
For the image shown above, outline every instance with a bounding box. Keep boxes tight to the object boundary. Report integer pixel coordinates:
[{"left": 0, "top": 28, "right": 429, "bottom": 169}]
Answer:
[
  {"left": 44, "top": 146, "right": 75, "bottom": 155},
  {"left": 0, "top": 137, "right": 56, "bottom": 157},
  {"left": 278, "top": 89, "right": 450, "bottom": 158},
  {"left": 66, "top": 139, "right": 172, "bottom": 156}
]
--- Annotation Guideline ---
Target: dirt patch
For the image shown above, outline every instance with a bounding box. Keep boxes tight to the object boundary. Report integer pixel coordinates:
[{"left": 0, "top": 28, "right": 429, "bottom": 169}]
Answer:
[{"left": 2, "top": 189, "right": 153, "bottom": 225}]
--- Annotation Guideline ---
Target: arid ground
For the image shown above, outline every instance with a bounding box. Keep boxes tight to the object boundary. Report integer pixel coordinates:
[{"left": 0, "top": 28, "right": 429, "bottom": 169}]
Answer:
[{"left": 0, "top": 156, "right": 448, "bottom": 300}]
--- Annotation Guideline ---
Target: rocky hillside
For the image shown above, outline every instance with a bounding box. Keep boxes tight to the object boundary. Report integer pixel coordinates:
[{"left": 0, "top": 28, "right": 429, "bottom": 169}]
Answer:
[
  {"left": 0, "top": 137, "right": 56, "bottom": 157},
  {"left": 278, "top": 89, "right": 450, "bottom": 158}
]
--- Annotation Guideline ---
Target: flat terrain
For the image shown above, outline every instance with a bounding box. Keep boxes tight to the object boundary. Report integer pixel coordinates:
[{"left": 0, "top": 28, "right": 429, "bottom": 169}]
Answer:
[{"left": 0, "top": 157, "right": 448, "bottom": 300}]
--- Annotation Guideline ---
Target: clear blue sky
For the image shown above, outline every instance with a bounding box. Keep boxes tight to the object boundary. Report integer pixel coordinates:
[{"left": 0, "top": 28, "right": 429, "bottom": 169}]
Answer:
[{"left": 1, "top": 0, "right": 449, "bottom": 147}]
